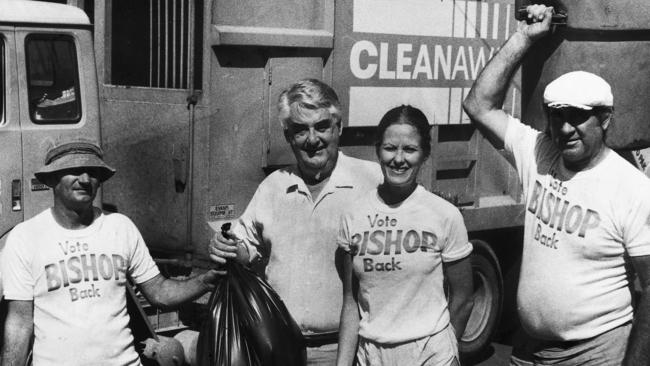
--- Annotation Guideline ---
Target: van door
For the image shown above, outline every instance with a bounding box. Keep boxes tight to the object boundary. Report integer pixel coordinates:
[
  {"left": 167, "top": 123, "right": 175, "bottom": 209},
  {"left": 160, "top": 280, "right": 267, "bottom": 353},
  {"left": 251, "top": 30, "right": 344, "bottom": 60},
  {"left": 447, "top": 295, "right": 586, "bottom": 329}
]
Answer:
[
  {"left": 14, "top": 26, "right": 101, "bottom": 220},
  {"left": 0, "top": 28, "right": 24, "bottom": 242}
]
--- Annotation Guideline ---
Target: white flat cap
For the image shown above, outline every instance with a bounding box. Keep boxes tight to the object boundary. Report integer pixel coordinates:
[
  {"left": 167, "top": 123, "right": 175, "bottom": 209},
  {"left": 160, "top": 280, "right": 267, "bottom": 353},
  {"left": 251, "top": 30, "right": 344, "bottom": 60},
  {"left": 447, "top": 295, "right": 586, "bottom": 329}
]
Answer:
[{"left": 543, "top": 71, "right": 613, "bottom": 110}]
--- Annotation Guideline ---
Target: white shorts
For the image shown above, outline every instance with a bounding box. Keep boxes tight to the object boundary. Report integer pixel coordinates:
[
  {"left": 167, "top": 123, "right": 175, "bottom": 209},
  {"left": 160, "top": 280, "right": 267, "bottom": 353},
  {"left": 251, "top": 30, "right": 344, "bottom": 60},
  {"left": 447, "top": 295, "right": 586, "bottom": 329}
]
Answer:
[{"left": 356, "top": 326, "right": 460, "bottom": 366}]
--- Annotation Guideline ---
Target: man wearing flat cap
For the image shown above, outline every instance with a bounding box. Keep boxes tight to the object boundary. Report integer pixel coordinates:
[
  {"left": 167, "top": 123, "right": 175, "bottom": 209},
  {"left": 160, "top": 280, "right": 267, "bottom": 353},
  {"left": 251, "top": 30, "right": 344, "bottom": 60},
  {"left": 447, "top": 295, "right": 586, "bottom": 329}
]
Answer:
[
  {"left": 463, "top": 4, "right": 650, "bottom": 366},
  {"left": 1, "top": 141, "right": 224, "bottom": 366}
]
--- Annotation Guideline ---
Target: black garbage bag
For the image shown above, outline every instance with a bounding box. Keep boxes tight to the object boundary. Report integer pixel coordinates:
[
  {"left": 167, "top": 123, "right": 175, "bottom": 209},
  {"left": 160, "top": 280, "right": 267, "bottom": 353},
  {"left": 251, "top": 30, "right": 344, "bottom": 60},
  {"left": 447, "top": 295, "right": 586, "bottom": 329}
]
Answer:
[{"left": 196, "top": 261, "right": 307, "bottom": 366}]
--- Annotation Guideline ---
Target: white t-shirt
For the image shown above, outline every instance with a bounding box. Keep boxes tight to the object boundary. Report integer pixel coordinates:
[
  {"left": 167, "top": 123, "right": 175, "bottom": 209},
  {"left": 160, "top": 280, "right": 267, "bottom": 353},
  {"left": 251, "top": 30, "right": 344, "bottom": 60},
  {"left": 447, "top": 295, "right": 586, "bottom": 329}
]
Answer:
[
  {"left": 337, "top": 186, "right": 472, "bottom": 344},
  {"left": 505, "top": 116, "right": 650, "bottom": 341},
  {"left": 1, "top": 209, "right": 160, "bottom": 366}
]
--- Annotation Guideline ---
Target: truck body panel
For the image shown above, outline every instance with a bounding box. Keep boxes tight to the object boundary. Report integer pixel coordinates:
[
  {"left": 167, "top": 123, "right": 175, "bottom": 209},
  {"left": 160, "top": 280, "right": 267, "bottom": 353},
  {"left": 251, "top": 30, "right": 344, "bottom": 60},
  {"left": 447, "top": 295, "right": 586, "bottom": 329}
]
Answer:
[{"left": 95, "top": 1, "right": 525, "bottom": 266}]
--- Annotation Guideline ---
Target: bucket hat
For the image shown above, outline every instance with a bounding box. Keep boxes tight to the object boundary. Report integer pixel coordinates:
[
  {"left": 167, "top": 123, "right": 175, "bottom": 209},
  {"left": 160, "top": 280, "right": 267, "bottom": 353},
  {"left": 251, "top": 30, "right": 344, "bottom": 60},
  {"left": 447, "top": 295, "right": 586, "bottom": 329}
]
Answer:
[
  {"left": 543, "top": 71, "right": 613, "bottom": 110},
  {"left": 34, "top": 141, "right": 116, "bottom": 184}
]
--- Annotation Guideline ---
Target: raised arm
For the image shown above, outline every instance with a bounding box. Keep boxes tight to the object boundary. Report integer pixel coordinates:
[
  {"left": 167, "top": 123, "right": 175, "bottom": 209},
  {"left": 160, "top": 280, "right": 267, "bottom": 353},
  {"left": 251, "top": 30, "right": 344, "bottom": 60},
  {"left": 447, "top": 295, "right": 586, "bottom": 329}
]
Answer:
[
  {"left": 462, "top": 5, "right": 553, "bottom": 149},
  {"left": 1, "top": 300, "right": 34, "bottom": 366}
]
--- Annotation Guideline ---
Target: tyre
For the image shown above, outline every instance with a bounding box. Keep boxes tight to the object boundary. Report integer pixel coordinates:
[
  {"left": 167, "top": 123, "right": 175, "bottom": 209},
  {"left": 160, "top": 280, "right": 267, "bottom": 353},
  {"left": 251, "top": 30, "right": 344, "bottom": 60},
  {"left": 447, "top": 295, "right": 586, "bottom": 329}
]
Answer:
[{"left": 459, "top": 239, "right": 504, "bottom": 360}]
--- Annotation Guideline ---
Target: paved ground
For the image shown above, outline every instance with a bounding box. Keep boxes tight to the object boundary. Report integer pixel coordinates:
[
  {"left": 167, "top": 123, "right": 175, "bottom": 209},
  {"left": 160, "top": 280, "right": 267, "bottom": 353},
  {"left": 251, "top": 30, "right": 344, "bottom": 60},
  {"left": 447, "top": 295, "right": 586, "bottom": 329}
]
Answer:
[
  {"left": 463, "top": 342, "right": 513, "bottom": 366},
  {"left": 474, "top": 343, "right": 513, "bottom": 365}
]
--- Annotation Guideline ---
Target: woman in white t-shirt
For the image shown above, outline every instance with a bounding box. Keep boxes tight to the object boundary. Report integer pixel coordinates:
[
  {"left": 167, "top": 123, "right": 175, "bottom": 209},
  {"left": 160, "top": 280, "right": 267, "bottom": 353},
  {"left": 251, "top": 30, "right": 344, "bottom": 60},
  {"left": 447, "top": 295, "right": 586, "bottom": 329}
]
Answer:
[{"left": 336, "top": 105, "right": 474, "bottom": 366}]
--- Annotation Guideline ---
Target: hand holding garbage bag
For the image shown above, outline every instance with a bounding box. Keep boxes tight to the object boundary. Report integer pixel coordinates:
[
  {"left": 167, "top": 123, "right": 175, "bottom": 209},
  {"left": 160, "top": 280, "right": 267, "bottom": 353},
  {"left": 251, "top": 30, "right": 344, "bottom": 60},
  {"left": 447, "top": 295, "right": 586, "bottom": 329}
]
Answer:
[{"left": 198, "top": 223, "right": 306, "bottom": 366}]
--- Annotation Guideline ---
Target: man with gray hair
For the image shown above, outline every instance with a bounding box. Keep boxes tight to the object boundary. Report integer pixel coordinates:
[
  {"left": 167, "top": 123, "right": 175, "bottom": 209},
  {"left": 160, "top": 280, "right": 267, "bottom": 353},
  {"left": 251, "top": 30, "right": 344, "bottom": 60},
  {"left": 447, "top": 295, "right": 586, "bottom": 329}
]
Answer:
[
  {"left": 210, "top": 79, "right": 382, "bottom": 364},
  {"left": 463, "top": 5, "right": 650, "bottom": 365}
]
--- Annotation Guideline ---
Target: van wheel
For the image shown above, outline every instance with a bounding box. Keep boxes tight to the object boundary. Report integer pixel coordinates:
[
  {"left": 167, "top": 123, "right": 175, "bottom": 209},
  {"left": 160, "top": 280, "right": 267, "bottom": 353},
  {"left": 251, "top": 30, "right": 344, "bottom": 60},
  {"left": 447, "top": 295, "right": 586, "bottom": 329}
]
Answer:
[{"left": 459, "top": 239, "right": 503, "bottom": 360}]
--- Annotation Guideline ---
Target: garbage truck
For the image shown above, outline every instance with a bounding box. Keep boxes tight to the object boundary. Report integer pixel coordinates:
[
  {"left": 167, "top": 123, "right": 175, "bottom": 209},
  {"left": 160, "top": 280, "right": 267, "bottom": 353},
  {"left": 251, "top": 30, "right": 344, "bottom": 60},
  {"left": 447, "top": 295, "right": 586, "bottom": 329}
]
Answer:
[{"left": 2, "top": 0, "right": 648, "bottom": 363}]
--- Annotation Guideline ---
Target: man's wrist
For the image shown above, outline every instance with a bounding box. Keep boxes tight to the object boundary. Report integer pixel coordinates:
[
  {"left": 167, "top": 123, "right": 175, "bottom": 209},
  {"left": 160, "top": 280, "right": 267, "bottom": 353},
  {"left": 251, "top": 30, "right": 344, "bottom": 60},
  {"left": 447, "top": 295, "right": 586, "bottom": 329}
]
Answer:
[
  {"left": 197, "top": 272, "right": 215, "bottom": 291},
  {"left": 512, "top": 30, "right": 536, "bottom": 48}
]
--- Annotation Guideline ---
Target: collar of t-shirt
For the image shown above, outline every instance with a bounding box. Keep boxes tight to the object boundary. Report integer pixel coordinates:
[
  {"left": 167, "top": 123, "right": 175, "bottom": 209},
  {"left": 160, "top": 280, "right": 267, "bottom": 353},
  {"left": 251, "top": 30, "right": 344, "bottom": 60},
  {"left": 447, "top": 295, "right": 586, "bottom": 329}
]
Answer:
[
  {"left": 287, "top": 152, "right": 356, "bottom": 202},
  {"left": 555, "top": 147, "right": 612, "bottom": 180},
  {"left": 47, "top": 207, "right": 105, "bottom": 238}
]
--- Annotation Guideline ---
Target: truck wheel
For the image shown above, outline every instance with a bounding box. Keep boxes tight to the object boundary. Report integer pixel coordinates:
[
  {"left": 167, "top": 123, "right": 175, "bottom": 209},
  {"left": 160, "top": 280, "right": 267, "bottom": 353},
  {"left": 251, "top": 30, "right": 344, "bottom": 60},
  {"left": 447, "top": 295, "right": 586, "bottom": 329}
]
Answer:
[{"left": 459, "top": 239, "right": 503, "bottom": 360}]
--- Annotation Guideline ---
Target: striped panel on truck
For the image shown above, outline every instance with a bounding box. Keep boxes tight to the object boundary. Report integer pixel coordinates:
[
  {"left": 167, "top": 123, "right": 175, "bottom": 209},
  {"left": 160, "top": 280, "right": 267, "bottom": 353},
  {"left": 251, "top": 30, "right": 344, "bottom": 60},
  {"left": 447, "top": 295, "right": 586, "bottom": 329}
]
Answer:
[{"left": 341, "top": 0, "right": 518, "bottom": 127}]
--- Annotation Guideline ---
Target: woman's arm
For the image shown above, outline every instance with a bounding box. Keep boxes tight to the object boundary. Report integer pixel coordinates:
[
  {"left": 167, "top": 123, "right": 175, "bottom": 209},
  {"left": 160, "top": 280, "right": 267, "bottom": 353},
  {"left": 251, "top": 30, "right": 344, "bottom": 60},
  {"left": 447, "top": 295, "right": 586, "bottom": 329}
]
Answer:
[
  {"left": 336, "top": 250, "right": 360, "bottom": 366},
  {"left": 444, "top": 256, "right": 474, "bottom": 339}
]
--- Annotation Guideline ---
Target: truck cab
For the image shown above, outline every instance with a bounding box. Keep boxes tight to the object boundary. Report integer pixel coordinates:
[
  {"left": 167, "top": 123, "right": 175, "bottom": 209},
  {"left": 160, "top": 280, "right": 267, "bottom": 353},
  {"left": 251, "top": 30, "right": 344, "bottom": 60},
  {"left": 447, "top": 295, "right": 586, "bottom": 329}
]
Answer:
[{"left": 0, "top": 1, "right": 101, "bottom": 250}]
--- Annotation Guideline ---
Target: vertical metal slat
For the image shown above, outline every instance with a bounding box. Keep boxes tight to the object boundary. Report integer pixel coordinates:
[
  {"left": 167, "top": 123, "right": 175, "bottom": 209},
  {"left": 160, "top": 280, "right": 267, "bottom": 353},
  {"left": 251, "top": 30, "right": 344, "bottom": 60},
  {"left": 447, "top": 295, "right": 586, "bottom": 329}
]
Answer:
[
  {"left": 164, "top": 0, "right": 169, "bottom": 88},
  {"left": 187, "top": 0, "right": 194, "bottom": 90},
  {"left": 172, "top": 0, "right": 177, "bottom": 88},
  {"left": 157, "top": 0, "right": 161, "bottom": 87},
  {"left": 180, "top": 0, "right": 185, "bottom": 89},
  {"left": 147, "top": 0, "right": 196, "bottom": 89},
  {"left": 149, "top": 0, "right": 153, "bottom": 87}
]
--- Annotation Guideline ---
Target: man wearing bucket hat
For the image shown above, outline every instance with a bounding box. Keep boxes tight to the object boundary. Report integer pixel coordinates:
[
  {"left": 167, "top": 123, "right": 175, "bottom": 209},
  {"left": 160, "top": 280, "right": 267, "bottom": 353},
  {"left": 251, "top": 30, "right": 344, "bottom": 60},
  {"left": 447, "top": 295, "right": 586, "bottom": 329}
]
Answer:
[
  {"left": 463, "top": 4, "right": 650, "bottom": 366},
  {"left": 1, "top": 140, "right": 224, "bottom": 366}
]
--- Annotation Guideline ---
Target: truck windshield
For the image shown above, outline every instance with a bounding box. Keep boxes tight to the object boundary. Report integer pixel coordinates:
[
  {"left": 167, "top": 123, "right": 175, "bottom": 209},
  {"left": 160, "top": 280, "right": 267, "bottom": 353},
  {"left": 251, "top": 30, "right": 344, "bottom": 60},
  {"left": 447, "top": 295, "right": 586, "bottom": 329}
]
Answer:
[{"left": 25, "top": 34, "right": 80, "bottom": 124}]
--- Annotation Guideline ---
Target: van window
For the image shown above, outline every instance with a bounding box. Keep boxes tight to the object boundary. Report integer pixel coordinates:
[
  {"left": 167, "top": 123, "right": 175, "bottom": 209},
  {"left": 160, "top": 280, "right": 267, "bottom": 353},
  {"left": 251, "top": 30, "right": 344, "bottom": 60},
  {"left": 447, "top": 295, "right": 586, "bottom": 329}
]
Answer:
[{"left": 25, "top": 34, "right": 81, "bottom": 124}]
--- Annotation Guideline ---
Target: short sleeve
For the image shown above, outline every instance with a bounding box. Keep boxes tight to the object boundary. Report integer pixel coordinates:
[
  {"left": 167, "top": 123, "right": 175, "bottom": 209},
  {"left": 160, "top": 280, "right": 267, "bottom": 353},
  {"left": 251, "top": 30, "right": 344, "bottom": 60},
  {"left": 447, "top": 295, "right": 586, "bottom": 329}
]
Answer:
[
  {"left": 125, "top": 219, "right": 160, "bottom": 284},
  {"left": 1, "top": 230, "right": 35, "bottom": 300},
  {"left": 504, "top": 115, "right": 541, "bottom": 183},
  {"left": 622, "top": 191, "right": 650, "bottom": 257},
  {"left": 441, "top": 208, "right": 472, "bottom": 262},
  {"left": 336, "top": 213, "right": 353, "bottom": 253}
]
